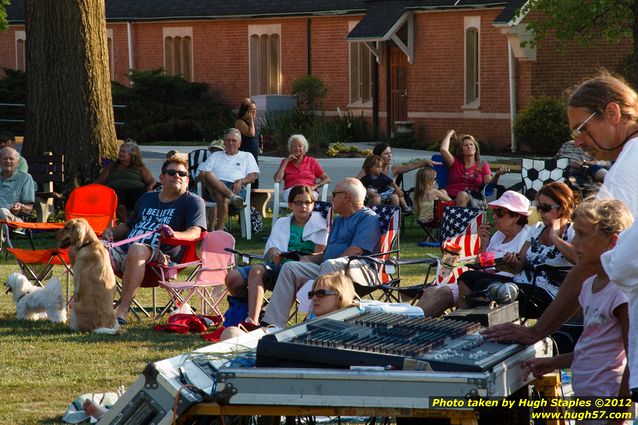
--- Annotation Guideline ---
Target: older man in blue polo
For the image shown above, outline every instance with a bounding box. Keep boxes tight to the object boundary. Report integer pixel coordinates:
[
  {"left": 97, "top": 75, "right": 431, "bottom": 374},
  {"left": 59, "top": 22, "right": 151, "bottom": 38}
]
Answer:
[{"left": 0, "top": 147, "right": 35, "bottom": 222}]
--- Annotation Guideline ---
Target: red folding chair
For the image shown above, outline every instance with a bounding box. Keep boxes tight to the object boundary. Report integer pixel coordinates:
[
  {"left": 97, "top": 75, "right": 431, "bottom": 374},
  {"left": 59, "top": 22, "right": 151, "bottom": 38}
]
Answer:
[
  {"left": 2, "top": 184, "right": 117, "bottom": 298},
  {"left": 114, "top": 231, "right": 208, "bottom": 320}
]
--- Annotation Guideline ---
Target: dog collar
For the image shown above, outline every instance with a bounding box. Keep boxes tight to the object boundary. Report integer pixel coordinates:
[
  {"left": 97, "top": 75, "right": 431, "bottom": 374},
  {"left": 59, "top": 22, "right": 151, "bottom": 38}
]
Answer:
[
  {"left": 78, "top": 240, "right": 95, "bottom": 251},
  {"left": 16, "top": 291, "right": 30, "bottom": 302}
]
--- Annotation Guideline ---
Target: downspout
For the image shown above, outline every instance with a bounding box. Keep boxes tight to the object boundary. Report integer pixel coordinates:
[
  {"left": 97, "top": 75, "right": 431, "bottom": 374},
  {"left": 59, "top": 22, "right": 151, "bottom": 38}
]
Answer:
[
  {"left": 372, "top": 49, "right": 379, "bottom": 140},
  {"left": 127, "top": 22, "right": 135, "bottom": 76},
  {"left": 307, "top": 18, "right": 312, "bottom": 75},
  {"left": 508, "top": 37, "right": 517, "bottom": 153}
]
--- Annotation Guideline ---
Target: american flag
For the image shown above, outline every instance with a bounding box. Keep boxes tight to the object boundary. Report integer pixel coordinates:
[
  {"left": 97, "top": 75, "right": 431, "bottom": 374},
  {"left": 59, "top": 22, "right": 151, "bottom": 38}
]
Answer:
[
  {"left": 436, "top": 206, "right": 483, "bottom": 285},
  {"left": 371, "top": 204, "right": 400, "bottom": 283}
]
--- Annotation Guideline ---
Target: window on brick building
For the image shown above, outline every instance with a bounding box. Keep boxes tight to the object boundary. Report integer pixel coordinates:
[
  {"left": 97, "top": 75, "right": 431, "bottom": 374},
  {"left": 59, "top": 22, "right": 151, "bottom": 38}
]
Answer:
[
  {"left": 349, "top": 42, "right": 372, "bottom": 105},
  {"left": 15, "top": 31, "right": 26, "bottom": 71},
  {"left": 107, "top": 29, "right": 114, "bottom": 80},
  {"left": 464, "top": 17, "right": 480, "bottom": 106},
  {"left": 249, "top": 24, "right": 281, "bottom": 95},
  {"left": 163, "top": 27, "right": 193, "bottom": 81}
]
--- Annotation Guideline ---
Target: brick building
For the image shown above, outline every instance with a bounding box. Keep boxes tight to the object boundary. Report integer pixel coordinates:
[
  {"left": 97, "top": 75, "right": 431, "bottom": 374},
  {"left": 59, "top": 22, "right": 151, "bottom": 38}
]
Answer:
[{"left": 0, "top": 0, "right": 632, "bottom": 150}]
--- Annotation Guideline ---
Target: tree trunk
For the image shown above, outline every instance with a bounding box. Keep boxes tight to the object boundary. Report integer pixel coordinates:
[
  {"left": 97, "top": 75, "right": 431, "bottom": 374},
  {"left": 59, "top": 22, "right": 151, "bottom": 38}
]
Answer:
[{"left": 23, "top": 0, "right": 118, "bottom": 191}]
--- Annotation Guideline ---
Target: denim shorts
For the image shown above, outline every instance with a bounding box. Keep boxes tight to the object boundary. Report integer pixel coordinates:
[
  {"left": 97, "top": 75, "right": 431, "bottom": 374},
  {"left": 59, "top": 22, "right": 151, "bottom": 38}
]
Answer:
[{"left": 236, "top": 262, "right": 281, "bottom": 290}]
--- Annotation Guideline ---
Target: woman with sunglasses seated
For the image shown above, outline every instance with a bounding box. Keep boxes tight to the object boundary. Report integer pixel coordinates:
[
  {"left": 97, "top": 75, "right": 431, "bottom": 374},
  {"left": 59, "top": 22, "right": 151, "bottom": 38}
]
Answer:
[
  {"left": 457, "top": 182, "right": 577, "bottom": 319},
  {"left": 224, "top": 185, "right": 328, "bottom": 328},
  {"left": 221, "top": 272, "right": 356, "bottom": 340},
  {"left": 418, "top": 190, "right": 532, "bottom": 317}
]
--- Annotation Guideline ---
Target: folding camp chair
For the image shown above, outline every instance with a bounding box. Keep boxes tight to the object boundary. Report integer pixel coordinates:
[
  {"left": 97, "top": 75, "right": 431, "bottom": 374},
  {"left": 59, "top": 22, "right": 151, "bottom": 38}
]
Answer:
[
  {"left": 506, "top": 157, "right": 569, "bottom": 201},
  {"left": 381, "top": 205, "right": 484, "bottom": 307},
  {"left": 2, "top": 184, "right": 117, "bottom": 295},
  {"left": 272, "top": 181, "right": 329, "bottom": 226},
  {"left": 189, "top": 148, "right": 253, "bottom": 240},
  {"left": 158, "top": 231, "right": 235, "bottom": 317},
  {"left": 113, "top": 231, "right": 207, "bottom": 320},
  {"left": 417, "top": 199, "right": 455, "bottom": 247},
  {"left": 346, "top": 205, "right": 402, "bottom": 300}
]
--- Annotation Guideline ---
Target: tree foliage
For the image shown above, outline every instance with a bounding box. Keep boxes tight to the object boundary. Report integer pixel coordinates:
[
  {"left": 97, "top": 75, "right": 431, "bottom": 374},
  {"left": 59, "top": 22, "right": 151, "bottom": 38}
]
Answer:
[
  {"left": 111, "top": 69, "right": 233, "bottom": 143},
  {"left": 0, "top": 0, "right": 8, "bottom": 30},
  {"left": 518, "top": 0, "right": 638, "bottom": 83},
  {"left": 514, "top": 96, "right": 570, "bottom": 155}
]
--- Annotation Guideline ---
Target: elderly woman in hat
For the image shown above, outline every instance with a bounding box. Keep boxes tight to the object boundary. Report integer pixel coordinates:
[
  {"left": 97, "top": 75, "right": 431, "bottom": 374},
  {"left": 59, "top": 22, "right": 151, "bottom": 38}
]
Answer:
[
  {"left": 418, "top": 190, "right": 533, "bottom": 317},
  {"left": 274, "top": 134, "right": 330, "bottom": 201}
]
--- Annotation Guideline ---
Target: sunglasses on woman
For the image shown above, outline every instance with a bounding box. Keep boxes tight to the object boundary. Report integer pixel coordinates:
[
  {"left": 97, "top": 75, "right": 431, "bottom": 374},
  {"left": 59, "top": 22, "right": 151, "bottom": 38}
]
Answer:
[
  {"left": 537, "top": 203, "right": 560, "bottom": 213},
  {"left": 165, "top": 169, "right": 188, "bottom": 177},
  {"left": 493, "top": 208, "right": 511, "bottom": 218},
  {"left": 307, "top": 289, "right": 338, "bottom": 299}
]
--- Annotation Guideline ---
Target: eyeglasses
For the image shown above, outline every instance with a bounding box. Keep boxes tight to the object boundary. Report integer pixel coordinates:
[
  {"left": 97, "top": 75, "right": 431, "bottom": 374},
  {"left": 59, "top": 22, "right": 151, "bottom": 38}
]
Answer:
[
  {"left": 292, "top": 200, "right": 314, "bottom": 206},
  {"left": 537, "top": 203, "right": 560, "bottom": 213},
  {"left": 332, "top": 191, "right": 346, "bottom": 198},
  {"left": 493, "top": 208, "right": 510, "bottom": 218},
  {"left": 165, "top": 169, "right": 188, "bottom": 177},
  {"left": 307, "top": 289, "right": 338, "bottom": 299},
  {"left": 570, "top": 112, "right": 597, "bottom": 139}
]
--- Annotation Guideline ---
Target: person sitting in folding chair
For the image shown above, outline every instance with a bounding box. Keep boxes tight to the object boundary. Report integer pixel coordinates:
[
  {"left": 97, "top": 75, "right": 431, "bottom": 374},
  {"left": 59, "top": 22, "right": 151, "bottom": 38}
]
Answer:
[
  {"left": 197, "top": 128, "right": 259, "bottom": 231},
  {"left": 418, "top": 191, "right": 532, "bottom": 317},
  {"left": 261, "top": 178, "right": 381, "bottom": 329},
  {"left": 0, "top": 147, "right": 35, "bottom": 222},
  {"left": 224, "top": 185, "right": 328, "bottom": 327},
  {"left": 103, "top": 155, "right": 207, "bottom": 325}
]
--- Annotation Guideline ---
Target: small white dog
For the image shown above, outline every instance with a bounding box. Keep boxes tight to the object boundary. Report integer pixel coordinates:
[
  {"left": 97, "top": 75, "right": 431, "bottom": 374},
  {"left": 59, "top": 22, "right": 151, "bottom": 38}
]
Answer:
[{"left": 4, "top": 272, "right": 67, "bottom": 323}]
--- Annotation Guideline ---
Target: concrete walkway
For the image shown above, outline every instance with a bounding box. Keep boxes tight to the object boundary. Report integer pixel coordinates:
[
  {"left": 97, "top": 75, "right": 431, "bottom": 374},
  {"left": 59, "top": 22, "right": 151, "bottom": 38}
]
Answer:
[{"left": 140, "top": 142, "right": 521, "bottom": 200}]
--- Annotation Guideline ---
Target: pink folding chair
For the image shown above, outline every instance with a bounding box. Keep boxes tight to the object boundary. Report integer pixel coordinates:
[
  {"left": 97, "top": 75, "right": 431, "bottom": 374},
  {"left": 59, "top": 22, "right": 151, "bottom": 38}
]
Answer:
[{"left": 158, "top": 231, "right": 235, "bottom": 317}]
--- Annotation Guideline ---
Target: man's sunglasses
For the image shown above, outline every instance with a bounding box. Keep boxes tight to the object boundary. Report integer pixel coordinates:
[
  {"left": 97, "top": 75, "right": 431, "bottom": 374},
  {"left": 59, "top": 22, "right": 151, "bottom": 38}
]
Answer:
[
  {"left": 165, "top": 169, "right": 188, "bottom": 177},
  {"left": 537, "top": 203, "right": 560, "bottom": 213},
  {"left": 307, "top": 289, "right": 338, "bottom": 299}
]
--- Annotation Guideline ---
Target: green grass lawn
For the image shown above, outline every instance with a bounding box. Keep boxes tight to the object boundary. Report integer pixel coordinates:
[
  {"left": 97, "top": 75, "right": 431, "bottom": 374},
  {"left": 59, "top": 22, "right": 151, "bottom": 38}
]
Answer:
[{"left": 0, "top": 216, "right": 439, "bottom": 424}]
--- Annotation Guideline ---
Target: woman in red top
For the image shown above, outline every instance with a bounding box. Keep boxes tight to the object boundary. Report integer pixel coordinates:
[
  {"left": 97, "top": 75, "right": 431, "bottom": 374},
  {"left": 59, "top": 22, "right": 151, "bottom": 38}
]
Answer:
[
  {"left": 274, "top": 134, "right": 330, "bottom": 201},
  {"left": 439, "top": 130, "right": 506, "bottom": 206}
]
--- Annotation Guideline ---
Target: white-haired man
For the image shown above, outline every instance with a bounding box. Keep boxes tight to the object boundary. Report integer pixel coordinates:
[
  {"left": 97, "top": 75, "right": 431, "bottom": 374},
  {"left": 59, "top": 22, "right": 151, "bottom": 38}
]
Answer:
[
  {"left": 0, "top": 147, "right": 35, "bottom": 221},
  {"left": 197, "top": 128, "right": 259, "bottom": 230},
  {"left": 262, "top": 178, "right": 381, "bottom": 328}
]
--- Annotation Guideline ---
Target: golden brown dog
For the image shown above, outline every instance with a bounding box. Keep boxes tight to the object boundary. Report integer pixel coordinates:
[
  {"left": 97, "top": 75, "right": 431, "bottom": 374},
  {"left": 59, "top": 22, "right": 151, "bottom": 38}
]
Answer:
[{"left": 57, "top": 218, "right": 120, "bottom": 334}]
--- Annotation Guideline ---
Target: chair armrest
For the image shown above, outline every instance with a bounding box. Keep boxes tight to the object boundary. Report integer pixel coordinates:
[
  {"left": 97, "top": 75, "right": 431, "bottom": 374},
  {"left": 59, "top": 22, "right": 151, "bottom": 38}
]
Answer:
[{"left": 159, "top": 231, "right": 207, "bottom": 246}]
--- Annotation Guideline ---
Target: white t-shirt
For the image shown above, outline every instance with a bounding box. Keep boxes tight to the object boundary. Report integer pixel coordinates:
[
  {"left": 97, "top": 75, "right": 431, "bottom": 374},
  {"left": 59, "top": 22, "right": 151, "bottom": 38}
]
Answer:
[
  {"left": 196, "top": 151, "right": 259, "bottom": 183},
  {"left": 486, "top": 225, "right": 530, "bottom": 258},
  {"left": 572, "top": 276, "right": 627, "bottom": 397},
  {"left": 597, "top": 137, "right": 638, "bottom": 216},
  {"left": 598, "top": 137, "right": 638, "bottom": 389}
]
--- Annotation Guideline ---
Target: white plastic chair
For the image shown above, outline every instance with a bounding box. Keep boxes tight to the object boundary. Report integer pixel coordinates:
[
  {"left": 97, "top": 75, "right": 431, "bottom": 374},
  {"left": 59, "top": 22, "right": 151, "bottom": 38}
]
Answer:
[
  {"left": 272, "top": 181, "right": 329, "bottom": 226},
  {"left": 189, "top": 149, "right": 252, "bottom": 240}
]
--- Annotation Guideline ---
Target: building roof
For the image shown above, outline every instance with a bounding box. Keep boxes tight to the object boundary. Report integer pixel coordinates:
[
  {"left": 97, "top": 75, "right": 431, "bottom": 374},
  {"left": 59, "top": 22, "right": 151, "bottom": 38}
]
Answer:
[
  {"left": 6, "top": 0, "right": 524, "bottom": 25},
  {"left": 6, "top": 0, "right": 367, "bottom": 23},
  {"left": 349, "top": 0, "right": 512, "bottom": 41},
  {"left": 493, "top": 0, "right": 527, "bottom": 25}
]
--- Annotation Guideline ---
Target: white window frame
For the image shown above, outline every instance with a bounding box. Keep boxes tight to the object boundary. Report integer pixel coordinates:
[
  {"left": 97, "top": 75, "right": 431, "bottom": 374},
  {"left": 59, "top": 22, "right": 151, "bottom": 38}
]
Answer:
[
  {"left": 15, "top": 30, "right": 26, "bottom": 71},
  {"left": 348, "top": 21, "right": 373, "bottom": 107},
  {"left": 163, "top": 27, "right": 194, "bottom": 81},
  {"left": 106, "top": 29, "right": 114, "bottom": 80},
  {"left": 464, "top": 16, "right": 480, "bottom": 108},
  {"left": 248, "top": 24, "right": 282, "bottom": 96}
]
